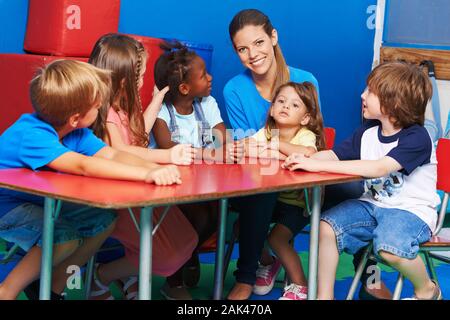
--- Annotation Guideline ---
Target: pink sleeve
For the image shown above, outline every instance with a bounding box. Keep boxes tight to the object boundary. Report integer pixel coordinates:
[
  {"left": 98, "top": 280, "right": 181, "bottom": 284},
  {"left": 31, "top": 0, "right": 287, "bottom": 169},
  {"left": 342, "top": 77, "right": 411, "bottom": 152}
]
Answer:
[
  {"left": 106, "top": 107, "right": 121, "bottom": 125},
  {"left": 105, "top": 107, "right": 133, "bottom": 145}
]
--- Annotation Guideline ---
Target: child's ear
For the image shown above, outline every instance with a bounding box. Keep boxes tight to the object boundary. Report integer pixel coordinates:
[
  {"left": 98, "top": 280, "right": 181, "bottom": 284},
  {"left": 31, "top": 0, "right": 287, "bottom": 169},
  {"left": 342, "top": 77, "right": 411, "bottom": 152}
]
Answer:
[
  {"left": 68, "top": 113, "right": 81, "bottom": 128},
  {"left": 178, "top": 83, "right": 190, "bottom": 96},
  {"left": 301, "top": 113, "right": 311, "bottom": 126}
]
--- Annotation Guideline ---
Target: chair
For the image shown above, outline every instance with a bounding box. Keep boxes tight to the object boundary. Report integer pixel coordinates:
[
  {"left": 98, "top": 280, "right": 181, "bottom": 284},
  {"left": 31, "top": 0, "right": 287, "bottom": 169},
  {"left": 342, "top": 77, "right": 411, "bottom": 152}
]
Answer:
[
  {"left": 347, "top": 138, "right": 450, "bottom": 300},
  {"left": 324, "top": 127, "right": 336, "bottom": 150}
]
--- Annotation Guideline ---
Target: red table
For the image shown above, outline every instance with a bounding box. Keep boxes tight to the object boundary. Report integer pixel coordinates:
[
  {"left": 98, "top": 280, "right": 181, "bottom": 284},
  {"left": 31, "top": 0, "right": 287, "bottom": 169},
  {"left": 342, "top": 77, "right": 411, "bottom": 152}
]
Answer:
[{"left": 0, "top": 162, "right": 361, "bottom": 300}]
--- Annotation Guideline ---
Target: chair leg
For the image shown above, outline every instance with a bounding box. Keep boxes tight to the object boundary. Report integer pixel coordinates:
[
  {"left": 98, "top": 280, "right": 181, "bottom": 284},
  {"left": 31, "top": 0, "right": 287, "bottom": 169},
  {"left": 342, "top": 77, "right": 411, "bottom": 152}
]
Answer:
[
  {"left": 423, "top": 251, "right": 439, "bottom": 282},
  {"left": 346, "top": 244, "right": 372, "bottom": 300},
  {"left": 84, "top": 255, "right": 96, "bottom": 300},
  {"left": 1, "top": 244, "right": 20, "bottom": 263},
  {"left": 392, "top": 273, "right": 403, "bottom": 300}
]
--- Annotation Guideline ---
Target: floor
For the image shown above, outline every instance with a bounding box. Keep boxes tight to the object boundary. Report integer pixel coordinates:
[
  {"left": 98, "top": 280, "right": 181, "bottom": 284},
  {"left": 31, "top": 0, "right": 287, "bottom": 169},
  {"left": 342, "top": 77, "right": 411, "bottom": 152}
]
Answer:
[{"left": 1, "top": 218, "right": 449, "bottom": 300}]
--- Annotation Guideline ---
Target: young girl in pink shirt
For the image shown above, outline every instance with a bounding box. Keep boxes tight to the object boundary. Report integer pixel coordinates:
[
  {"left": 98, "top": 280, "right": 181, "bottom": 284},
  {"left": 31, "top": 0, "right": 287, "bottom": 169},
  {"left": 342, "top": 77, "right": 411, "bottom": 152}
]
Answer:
[{"left": 88, "top": 33, "right": 198, "bottom": 299}]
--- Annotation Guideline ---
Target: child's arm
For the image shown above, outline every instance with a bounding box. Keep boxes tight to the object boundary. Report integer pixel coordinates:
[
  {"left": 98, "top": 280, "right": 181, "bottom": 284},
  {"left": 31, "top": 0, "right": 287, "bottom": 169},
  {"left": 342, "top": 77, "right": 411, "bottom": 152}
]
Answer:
[
  {"left": 47, "top": 149, "right": 182, "bottom": 185},
  {"left": 153, "top": 120, "right": 244, "bottom": 163},
  {"left": 106, "top": 122, "right": 194, "bottom": 165},
  {"left": 200, "top": 123, "right": 244, "bottom": 163},
  {"left": 283, "top": 153, "right": 402, "bottom": 178},
  {"left": 243, "top": 137, "right": 286, "bottom": 160},
  {"left": 309, "top": 149, "right": 339, "bottom": 161},
  {"left": 152, "top": 118, "right": 178, "bottom": 149},
  {"left": 278, "top": 141, "right": 316, "bottom": 157},
  {"left": 143, "top": 86, "right": 170, "bottom": 133},
  {"left": 277, "top": 130, "right": 318, "bottom": 157}
]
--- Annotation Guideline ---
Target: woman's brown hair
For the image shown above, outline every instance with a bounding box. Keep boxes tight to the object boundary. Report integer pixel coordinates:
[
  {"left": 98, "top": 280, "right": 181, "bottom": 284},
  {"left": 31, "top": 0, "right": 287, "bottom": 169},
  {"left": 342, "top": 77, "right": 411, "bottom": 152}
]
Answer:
[
  {"left": 265, "top": 81, "right": 326, "bottom": 151},
  {"left": 89, "top": 33, "right": 149, "bottom": 147}
]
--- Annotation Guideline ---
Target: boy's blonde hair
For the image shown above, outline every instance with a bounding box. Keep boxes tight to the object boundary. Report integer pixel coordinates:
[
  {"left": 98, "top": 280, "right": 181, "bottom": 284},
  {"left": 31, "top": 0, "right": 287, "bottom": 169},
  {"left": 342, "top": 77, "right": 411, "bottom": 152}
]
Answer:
[
  {"left": 30, "top": 59, "right": 111, "bottom": 128},
  {"left": 367, "top": 61, "right": 432, "bottom": 128}
]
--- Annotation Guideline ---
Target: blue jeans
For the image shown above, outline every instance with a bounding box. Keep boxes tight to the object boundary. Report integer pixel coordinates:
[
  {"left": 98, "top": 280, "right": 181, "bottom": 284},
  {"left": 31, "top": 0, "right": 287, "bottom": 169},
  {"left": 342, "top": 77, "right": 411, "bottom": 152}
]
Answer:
[
  {"left": 0, "top": 202, "right": 117, "bottom": 251},
  {"left": 324, "top": 181, "right": 378, "bottom": 284},
  {"left": 321, "top": 199, "right": 432, "bottom": 259}
]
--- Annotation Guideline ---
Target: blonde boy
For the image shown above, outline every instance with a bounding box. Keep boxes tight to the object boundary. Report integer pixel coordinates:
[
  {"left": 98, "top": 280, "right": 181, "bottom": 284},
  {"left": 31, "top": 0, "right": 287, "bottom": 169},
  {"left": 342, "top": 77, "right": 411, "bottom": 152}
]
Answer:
[{"left": 0, "top": 60, "right": 180, "bottom": 299}]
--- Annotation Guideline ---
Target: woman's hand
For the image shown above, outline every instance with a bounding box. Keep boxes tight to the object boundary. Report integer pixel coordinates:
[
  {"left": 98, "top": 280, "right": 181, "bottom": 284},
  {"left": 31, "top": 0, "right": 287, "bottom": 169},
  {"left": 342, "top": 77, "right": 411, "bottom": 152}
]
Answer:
[{"left": 169, "top": 144, "right": 195, "bottom": 165}]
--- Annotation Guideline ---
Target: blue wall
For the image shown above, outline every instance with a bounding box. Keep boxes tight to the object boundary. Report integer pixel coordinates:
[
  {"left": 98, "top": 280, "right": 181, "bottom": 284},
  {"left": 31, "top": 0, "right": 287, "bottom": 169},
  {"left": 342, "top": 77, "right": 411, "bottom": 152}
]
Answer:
[
  {"left": 0, "top": 0, "right": 28, "bottom": 53},
  {"left": 0, "top": 0, "right": 376, "bottom": 143}
]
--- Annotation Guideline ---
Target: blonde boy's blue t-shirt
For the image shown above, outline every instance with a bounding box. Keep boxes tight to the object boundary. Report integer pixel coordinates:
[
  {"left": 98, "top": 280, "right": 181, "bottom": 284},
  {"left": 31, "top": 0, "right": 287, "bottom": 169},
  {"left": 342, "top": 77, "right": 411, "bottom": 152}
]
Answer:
[{"left": 0, "top": 113, "right": 106, "bottom": 216}]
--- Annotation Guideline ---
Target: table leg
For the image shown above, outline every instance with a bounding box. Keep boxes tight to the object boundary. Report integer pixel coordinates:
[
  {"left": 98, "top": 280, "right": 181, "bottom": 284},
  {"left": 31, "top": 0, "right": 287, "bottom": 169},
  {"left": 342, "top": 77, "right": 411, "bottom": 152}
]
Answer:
[
  {"left": 138, "top": 207, "right": 153, "bottom": 300},
  {"left": 39, "top": 198, "right": 56, "bottom": 300},
  {"left": 213, "top": 198, "right": 228, "bottom": 300},
  {"left": 307, "top": 186, "right": 321, "bottom": 300}
]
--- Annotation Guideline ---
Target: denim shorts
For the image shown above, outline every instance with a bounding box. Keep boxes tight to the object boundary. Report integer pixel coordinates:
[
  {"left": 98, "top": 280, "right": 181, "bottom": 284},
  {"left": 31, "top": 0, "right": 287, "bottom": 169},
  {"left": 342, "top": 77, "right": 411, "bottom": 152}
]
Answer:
[
  {"left": 272, "top": 201, "right": 309, "bottom": 236},
  {"left": 320, "top": 199, "right": 431, "bottom": 260},
  {"left": 0, "top": 202, "right": 117, "bottom": 252}
]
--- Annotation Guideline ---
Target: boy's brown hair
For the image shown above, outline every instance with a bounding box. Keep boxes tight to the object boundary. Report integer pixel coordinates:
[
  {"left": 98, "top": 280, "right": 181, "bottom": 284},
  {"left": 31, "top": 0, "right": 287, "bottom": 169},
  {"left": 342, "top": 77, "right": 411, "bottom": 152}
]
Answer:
[
  {"left": 30, "top": 59, "right": 111, "bottom": 128},
  {"left": 367, "top": 61, "right": 432, "bottom": 128}
]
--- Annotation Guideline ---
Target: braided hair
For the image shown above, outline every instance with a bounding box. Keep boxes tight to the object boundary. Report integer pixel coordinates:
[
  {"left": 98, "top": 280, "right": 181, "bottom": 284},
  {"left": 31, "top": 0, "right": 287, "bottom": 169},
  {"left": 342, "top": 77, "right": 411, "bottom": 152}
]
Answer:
[{"left": 89, "top": 33, "right": 149, "bottom": 147}]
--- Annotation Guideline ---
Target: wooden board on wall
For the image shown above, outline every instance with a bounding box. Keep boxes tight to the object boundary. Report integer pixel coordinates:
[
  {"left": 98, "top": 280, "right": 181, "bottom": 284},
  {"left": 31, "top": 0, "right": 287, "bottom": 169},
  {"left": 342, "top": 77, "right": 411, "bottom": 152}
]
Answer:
[{"left": 380, "top": 46, "right": 450, "bottom": 80}]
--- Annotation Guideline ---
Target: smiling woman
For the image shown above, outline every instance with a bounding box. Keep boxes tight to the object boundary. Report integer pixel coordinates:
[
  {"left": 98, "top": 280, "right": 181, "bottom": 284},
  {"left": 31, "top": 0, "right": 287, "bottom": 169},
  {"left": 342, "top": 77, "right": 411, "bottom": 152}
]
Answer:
[
  {"left": 223, "top": 8, "right": 321, "bottom": 139},
  {"left": 222, "top": 8, "right": 322, "bottom": 301}
]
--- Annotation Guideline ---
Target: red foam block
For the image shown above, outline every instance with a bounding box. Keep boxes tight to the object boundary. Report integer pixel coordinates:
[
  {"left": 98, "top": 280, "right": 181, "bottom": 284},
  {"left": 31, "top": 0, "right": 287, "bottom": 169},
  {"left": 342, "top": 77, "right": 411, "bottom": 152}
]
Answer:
[
  {"left": 24, "top": 0, "right": 120, "bottom": 57},
  {"left": 0, "top": 54, "right": 88, "bottom": 134}
]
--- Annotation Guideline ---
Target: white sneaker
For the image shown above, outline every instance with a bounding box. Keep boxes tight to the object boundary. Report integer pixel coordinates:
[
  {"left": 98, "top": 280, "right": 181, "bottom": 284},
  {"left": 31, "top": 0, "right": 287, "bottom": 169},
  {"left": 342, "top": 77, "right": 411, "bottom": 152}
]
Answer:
[{"left": 279, "top": 283, "right": 308, "bottom": 300}]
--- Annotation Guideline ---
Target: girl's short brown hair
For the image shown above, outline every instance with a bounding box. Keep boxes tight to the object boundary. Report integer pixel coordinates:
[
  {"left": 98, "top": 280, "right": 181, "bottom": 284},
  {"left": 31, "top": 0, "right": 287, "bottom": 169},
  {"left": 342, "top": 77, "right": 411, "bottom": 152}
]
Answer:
[
  {"left": 30, "top": 59, "right": 111, "bottom": 128},
  {"left": 367, "top": 61, "right": 432, "bottom": 128},
  {"left": 265, "top": 81, "right": 326, "bottom": 151}
]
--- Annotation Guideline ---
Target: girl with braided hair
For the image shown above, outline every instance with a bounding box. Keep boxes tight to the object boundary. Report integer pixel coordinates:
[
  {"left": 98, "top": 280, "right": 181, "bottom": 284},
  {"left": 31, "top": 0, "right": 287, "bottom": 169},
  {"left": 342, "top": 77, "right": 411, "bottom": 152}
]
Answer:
[{"left": 87, "top": 33, "right": 199, "bottom": 300}]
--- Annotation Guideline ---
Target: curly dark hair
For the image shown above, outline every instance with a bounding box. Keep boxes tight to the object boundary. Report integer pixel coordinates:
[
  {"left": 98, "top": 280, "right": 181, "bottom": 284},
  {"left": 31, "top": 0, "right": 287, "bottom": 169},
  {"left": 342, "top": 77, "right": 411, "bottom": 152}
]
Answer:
[{"left": 154, "top": 41, "right": 198, "bottom": 105}]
